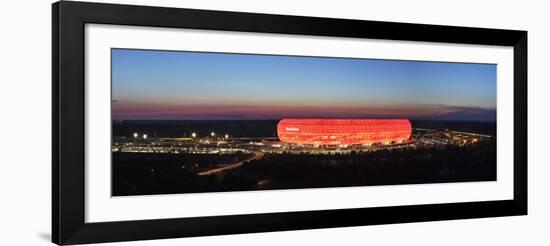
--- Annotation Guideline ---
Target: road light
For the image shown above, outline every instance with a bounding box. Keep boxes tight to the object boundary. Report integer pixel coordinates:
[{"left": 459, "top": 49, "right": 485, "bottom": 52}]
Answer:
[
  {"left": 225, "top": 134, "right": 229, "bottom": 139},
  {"left": 211, "top": 132, "right": 215, "bottom": 137},
  {"left": 143, "top": 134, "right": 147, "bottom": 140},
  {"left": 191, "top": 132, "right": 197, "bottom": 138},
  {"left": 133, "top": 133, "right": 138, "bottom": 138}
]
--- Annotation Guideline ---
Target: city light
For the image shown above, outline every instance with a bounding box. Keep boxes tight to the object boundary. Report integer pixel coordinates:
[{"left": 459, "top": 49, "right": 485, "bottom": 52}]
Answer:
[{"left": 113, "top": 119, "right": 491, "bottom": 158}]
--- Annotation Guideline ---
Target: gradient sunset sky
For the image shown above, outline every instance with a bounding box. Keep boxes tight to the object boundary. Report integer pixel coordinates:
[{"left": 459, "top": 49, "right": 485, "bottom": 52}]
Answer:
[{"left": 112, "top": 49, "right": 496, "bottom": 121}]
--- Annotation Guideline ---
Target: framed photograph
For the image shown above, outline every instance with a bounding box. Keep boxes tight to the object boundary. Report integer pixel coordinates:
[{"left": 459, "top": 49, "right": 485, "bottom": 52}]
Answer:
[{"left": 52, "top": 1, "right": 527, "bottom": 245}]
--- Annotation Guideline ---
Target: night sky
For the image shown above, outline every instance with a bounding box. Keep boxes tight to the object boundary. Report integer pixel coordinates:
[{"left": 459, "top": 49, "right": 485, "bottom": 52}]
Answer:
[{"left": 112, "top": 49, "right": 496, "bottom": 121}]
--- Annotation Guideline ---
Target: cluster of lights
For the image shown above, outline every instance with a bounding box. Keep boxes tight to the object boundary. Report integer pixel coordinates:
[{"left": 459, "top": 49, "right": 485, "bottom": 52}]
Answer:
[
  {"left": 133, "top": 132, "right": 147, "bottom": 139},
  {"left": 191, "top": 132, "right": 229, "bottom": 139},
  {"left": 133, "top": 131, "right": 229, "bottom": 140}
]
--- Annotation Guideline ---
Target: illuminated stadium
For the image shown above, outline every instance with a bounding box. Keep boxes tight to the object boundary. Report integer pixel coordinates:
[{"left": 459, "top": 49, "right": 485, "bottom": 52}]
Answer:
[{"left": 277, "top": 119, "right": 412, "bottom": 146}]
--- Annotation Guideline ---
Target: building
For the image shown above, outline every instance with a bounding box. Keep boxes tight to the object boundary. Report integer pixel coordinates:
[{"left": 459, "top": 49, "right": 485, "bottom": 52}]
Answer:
[{"left": 277, "top": 119, "right": 412, "bottom": 146}]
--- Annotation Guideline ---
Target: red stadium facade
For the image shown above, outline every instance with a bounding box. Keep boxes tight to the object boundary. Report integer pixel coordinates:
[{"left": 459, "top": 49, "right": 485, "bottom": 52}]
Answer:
[{"left": 277, "top": 119, "right": 412, "bottom": 146}]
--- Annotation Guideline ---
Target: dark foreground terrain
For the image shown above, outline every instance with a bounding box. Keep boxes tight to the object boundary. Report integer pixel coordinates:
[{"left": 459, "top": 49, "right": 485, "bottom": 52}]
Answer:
[{"left": 112, "top": 139, "right": 496, "bottom": 196}]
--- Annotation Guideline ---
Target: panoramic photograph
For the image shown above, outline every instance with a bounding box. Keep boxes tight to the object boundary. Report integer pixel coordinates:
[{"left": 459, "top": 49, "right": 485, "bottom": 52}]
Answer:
[{"left": 111, "top": 48, "right": 497, "bottom": 196}]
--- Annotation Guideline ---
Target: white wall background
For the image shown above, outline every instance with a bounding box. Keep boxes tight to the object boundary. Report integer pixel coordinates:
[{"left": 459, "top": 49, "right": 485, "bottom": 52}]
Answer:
[{"left": 0, "top": 0, "right": 548, "bottom": 245}]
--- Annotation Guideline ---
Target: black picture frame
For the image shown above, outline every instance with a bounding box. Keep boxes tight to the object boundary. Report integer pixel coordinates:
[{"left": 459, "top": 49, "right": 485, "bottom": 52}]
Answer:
[{"left": 52, "top": 1, "right": 527, "bottom": 245}]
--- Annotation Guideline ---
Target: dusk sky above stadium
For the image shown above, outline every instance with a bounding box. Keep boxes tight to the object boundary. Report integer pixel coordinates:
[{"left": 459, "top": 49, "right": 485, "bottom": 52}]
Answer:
[{"left": 112, "top": 49, "right": 497, "bottom": 121}]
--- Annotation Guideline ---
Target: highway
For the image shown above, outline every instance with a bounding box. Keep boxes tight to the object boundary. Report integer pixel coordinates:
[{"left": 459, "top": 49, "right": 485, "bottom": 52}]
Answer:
[{"left": 197, "top": 150, "right": 264, "bottom": 176}]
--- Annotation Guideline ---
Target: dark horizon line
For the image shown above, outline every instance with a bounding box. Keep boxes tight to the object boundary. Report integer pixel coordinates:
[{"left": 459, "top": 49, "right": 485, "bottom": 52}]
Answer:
[{"left": 112, "top": 118, "right": 497, "bottom": 122}]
